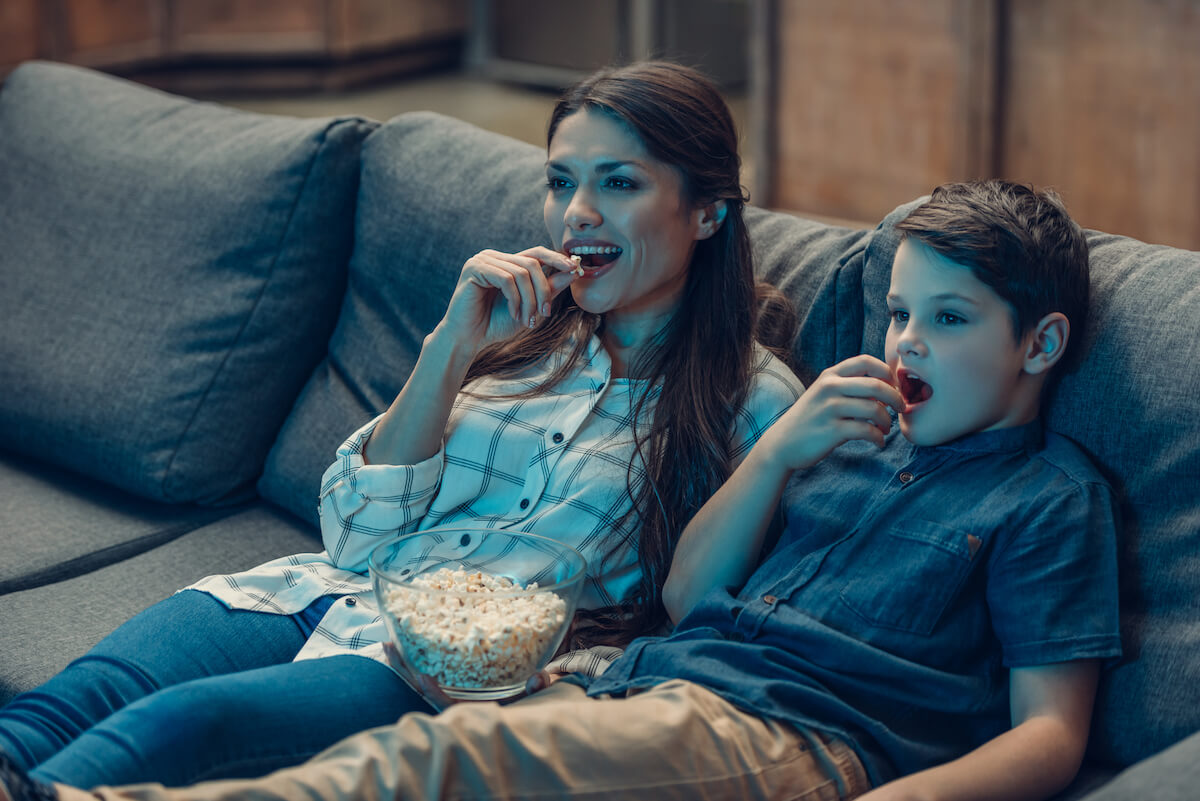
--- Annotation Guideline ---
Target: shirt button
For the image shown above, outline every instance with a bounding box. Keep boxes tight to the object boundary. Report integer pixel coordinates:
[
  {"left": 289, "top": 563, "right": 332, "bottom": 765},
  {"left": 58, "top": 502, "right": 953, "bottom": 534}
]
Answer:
[
  {"left": 762, "top": 594, "right": 778, "bottom": 605},
  {"left": 597, "top": 382, "right": 606, "bottom": 392},
  {"left": 344, "top": 597, "right": 357, "bottom": 606},
  {"left": 552, "top": 432, "right": 564, "bottom": 444},
  {"left": 899, "top": 471, "right": 915, "bottom": 484},
  {"left": 519, "top": 498, "right": 530, "bottom": 510}
]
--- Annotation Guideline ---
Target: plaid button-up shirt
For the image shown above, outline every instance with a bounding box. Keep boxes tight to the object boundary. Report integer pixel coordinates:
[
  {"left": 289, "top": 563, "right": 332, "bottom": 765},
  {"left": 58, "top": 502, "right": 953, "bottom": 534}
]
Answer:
[{"left": 188, "top": 336, "right": 802, "bottom": 675}]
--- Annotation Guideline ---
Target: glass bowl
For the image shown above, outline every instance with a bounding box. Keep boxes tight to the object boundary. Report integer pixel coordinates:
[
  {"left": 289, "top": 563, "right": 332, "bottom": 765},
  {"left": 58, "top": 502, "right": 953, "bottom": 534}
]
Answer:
[{"left": 369, "top": 528, "right": 587, "bottom": 700}]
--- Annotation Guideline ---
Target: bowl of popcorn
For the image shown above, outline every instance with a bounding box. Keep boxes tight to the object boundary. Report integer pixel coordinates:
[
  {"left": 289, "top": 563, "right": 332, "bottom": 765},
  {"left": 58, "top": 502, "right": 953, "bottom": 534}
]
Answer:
[{"left": 369, "top": 529, "right": 588, "bottom": 701}]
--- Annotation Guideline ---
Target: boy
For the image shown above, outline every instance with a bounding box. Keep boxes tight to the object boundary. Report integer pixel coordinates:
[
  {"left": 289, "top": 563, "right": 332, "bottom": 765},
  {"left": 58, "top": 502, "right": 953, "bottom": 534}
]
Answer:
[{"left": 13, "top": 180, "right": 1120, "bottom": 801}]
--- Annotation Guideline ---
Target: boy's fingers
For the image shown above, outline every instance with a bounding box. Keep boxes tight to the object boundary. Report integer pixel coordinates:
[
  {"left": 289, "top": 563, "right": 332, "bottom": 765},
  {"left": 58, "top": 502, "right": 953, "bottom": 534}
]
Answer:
[
  {"left": 830, "top": 354, "right": 893, "bottom": 381},
  {"left": 831, "top": 374, "right": 904, "bottom": 413}
]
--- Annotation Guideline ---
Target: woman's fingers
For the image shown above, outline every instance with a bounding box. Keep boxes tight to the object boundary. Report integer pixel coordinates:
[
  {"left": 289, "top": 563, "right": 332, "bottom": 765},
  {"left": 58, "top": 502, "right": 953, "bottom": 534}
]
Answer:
[{"left": 473, "top": 249, "right": 580, "bottom": 326}]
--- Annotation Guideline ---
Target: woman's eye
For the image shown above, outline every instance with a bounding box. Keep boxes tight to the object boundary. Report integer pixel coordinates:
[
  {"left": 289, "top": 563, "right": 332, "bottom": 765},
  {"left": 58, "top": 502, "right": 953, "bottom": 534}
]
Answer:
[
  {"left": 546, "top": 176, "right": 572, "bottom": 191},
  {"left": 936, "top": 312, "right": 965, "bottom": 325},
  {"left": 604, "top": 176, "right": 636, "bottom": 190}
]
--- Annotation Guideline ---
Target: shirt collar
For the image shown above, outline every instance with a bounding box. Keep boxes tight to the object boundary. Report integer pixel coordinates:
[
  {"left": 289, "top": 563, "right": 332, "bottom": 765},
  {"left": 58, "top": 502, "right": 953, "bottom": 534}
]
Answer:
[{"left": 907, "top": 418, "right": 1044, "bottom": 459}]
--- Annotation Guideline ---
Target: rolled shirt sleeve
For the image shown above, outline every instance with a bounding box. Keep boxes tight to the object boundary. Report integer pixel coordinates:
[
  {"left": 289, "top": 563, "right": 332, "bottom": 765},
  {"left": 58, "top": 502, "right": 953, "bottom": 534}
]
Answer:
[{"left": 318, "top": 415, "right": 446, "bottom": 572}]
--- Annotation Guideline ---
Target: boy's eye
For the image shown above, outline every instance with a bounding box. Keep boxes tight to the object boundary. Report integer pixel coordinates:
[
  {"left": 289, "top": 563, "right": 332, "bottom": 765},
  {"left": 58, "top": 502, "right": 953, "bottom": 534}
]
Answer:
[
  {"left": 890, "top": 309, "right": 909, "bottom": 323},
  {"left": 936, "top": 312, "right": 965, "bottom": 325}
]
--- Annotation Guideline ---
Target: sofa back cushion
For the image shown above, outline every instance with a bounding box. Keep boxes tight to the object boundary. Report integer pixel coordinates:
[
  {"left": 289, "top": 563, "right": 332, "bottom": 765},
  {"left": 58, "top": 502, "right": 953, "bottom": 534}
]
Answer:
[
  {"left": 0, "top": 61, "right": 374, "bottom": 504},
  {"left": 258, "top": 111, "right": 873, "bottom": 525},
  {"left": 861, "top": 202, "right": 1200, "bottom": 767}
]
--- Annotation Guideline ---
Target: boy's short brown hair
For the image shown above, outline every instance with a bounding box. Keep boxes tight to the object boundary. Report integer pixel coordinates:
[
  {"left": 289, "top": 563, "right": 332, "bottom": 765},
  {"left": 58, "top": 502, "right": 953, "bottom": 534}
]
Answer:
[{"left": 896, "top": 180, "right": 1090, "bottom": 369}]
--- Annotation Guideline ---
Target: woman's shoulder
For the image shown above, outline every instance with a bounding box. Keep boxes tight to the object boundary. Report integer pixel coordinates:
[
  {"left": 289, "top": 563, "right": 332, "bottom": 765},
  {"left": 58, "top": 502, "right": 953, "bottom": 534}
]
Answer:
[{"left": 748, "top": 342, "right": 805, "bottom": 400}]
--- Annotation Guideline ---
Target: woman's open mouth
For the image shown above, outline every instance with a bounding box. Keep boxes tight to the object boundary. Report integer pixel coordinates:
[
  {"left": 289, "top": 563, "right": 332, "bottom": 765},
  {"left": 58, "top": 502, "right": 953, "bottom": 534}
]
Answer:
[
  {"left": 897, "top": 368, "right": 933, "bottom": 411},
  {"left": 568, "top": 245, "right": 622, "bottom": 271}
]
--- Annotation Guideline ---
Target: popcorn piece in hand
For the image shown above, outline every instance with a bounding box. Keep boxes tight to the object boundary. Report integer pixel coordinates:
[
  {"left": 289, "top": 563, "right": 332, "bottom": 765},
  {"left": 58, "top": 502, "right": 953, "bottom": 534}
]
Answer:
[{"left": 570, "top": 254, "right": 585, "bottom": 277}]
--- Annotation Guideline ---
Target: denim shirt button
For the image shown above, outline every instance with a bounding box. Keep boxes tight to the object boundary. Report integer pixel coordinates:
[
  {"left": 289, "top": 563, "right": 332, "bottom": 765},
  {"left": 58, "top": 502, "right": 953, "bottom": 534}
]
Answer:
[
  {"left": 762, "top": 594, "right": 778, "bottom": 605},
  {"left": 899, "top": 471, "right": 915, "bottom": 484}
]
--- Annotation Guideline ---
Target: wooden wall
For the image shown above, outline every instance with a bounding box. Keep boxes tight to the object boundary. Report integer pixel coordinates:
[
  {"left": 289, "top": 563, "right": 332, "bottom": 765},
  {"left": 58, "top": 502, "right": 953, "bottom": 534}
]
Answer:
[
  {"left": 0, "top": 0, "right": 469, "bottom": 91},
  {"left": 759, "top": 0, "right": 1200, "bottom": 250}
]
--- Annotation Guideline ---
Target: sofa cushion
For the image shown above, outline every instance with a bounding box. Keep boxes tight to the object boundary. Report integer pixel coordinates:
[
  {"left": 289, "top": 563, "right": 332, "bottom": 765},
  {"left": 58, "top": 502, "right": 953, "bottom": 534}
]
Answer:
[
  {"left": 0, "top": 61, "right": 375, "bottom": 505},
  {"left": 0, "top": 451, "right": 233, "bottom": 595},
  {"left": 746, "top": 206, "right": 871, "bottom": 385},
  {"left": 258, "top": 112, "right": 874, "bottom": 524},
  {"left": 0, "top": 503, "right": 321, "bottom": 705},
  {"left": 0, "top": 503, "right": 320, "bottom": 704},
  {"left": 860, "top": 201, "right": 1200, "bottom": 766}
]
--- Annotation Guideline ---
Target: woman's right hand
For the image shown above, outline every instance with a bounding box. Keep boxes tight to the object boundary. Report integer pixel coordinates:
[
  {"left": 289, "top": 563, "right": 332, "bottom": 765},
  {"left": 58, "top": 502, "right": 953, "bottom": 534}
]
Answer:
[{"left": 439, "top": 246, "right": 580, "bottom": 353}]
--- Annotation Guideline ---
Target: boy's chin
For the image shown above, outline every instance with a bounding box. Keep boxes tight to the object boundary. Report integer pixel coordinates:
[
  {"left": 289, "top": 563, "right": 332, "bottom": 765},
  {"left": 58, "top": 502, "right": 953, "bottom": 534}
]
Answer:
[{"left": 897, "top": 417, "right": 956, "bottom": 448}]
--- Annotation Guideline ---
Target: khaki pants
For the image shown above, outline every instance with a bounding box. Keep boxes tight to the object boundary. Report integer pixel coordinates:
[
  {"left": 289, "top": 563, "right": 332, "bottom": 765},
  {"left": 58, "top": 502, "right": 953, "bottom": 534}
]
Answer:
[{"left": 62, "top": 680, "right": 872, "bottom": 801}]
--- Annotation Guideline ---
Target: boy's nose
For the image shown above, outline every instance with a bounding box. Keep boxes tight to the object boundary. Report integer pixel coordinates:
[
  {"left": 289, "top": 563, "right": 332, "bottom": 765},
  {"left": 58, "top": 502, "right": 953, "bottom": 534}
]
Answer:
[{"left": 896, "top": 330, "right": 928, "bottom": 358}]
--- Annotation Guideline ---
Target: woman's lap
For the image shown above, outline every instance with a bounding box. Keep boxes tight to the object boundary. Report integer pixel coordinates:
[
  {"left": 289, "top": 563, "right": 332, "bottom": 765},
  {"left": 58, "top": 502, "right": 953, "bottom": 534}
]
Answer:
[
  {"left": 0, "top": 590, "right": 430, "bottom": 789},
  {"left": 31, "top": 654, "right": 430, "bottom": 789}
]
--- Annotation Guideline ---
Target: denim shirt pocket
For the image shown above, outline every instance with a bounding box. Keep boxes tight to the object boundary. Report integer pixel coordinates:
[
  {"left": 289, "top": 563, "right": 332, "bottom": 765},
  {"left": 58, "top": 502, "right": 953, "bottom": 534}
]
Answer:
[{"left": 837, "top": 519, "right": 977, "bottom": 636}]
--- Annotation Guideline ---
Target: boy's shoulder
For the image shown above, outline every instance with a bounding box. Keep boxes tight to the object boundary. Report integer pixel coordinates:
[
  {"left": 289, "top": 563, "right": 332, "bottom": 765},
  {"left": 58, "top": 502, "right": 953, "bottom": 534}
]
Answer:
[{"left": 1031, "top": 428, "right": 1111, "bottom": 491}]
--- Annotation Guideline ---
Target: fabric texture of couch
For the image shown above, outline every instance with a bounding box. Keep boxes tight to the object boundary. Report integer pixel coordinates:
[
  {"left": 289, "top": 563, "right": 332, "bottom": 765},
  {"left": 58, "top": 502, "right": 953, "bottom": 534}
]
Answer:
[{"left": 1, "top": 61, "right": 1198, "bottom": 800}]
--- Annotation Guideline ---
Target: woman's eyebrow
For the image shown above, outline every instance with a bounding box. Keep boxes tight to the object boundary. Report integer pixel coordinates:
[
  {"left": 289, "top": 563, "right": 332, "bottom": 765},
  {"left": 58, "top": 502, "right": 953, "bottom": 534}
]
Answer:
[
  {"left": 545, "top": 159, "right": 645, "bottom": 174},
  {"left": 595, "top": 160, "right": 642, "bottom": 174}
]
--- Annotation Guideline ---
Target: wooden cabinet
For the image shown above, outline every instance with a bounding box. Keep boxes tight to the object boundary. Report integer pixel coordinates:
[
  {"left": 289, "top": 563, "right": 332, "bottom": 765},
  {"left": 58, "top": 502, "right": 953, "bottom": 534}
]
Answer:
[
  {"left": 758, "top": 0, "right": 1200, "bottom": 250},
  {"left": 1002, "top": 0, "right": 1200, "bottom": 250},
  {"left": 1, "top": 0, "right": 470, "bottom": 91}
]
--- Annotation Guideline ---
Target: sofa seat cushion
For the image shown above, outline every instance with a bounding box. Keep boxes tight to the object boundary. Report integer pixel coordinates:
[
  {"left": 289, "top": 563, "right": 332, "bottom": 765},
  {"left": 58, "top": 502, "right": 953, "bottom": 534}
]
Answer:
[
  {"left": 0, "top": 503, "right": 320, "bottom": 704},
  {"left": 860, "top": 201, "right": 1200, "bottom": 767},
  {"left": 0, "top": 62, "right": 375, "bottom": 505},
  {"left": 0, "top": 451, "right": 235, "bottom": 595}
]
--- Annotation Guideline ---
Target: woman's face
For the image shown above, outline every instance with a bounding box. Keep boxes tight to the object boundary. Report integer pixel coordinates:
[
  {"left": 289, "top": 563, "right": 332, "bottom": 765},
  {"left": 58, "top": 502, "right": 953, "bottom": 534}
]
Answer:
[{"left": 544, "top": 109, "right": 709, "bottom": 322}]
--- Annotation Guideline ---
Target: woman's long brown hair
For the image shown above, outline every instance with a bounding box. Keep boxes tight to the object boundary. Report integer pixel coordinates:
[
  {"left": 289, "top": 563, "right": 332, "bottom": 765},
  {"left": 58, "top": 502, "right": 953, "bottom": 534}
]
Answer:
[{"left": 464, "top": 61, "right": 796, "bottom": 646}]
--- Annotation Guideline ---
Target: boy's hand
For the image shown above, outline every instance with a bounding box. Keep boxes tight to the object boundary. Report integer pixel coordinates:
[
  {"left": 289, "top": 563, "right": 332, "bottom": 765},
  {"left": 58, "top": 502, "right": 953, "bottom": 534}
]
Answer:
[{"left": 757, "top": 354, "right": 904, "bottom": 473}]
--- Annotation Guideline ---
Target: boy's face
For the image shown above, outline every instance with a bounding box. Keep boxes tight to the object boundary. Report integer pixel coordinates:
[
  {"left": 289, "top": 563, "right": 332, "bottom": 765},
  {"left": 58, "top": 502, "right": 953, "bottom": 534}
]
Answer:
[{"left": 885, "top": 238, "right": 1039, "bottom": 447}]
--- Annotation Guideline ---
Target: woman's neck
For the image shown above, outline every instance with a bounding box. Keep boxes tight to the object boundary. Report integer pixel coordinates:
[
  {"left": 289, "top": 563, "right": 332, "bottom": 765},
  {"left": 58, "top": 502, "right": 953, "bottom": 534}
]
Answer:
[{"left": 600, "top": 308, "right": 675, "bottom": 378}]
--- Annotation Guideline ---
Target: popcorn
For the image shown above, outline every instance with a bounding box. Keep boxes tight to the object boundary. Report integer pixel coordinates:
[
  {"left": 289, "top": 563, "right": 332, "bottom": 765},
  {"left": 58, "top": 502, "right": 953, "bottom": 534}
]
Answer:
[
  {"left": 385, "top": 567, "right": 567, "bottom": 689},
  {"left": 569, "top": 254, "right": 585, "bottom": 277}
]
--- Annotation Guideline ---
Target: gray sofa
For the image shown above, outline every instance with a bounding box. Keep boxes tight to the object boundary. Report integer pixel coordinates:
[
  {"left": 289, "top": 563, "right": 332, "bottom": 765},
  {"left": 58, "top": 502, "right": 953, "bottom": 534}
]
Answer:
[{"left": 1, "top": 61, "right": 1197, "bottom": 800}]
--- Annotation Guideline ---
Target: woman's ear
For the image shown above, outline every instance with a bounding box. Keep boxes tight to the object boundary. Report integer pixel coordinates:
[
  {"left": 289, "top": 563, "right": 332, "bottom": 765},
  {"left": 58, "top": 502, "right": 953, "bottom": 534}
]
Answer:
[
  {"left": 694, "top": 200, "right": 727, "bottom": 241},
  {"left": 1023, "top": 312, "right": 1071, "bottom": 375}
]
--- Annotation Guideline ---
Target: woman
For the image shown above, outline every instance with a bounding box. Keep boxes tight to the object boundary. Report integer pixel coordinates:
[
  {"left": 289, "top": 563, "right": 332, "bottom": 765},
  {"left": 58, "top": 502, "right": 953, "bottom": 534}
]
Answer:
[{"left": 0, "top": 60, "right": 803, "bottom": 792}]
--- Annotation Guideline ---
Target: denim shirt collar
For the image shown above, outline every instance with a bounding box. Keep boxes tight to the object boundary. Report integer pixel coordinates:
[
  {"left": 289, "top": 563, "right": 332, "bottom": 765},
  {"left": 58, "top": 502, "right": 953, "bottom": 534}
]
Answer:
[{"left": 906, "top": 418, "right": 1045, "bottom": 461}]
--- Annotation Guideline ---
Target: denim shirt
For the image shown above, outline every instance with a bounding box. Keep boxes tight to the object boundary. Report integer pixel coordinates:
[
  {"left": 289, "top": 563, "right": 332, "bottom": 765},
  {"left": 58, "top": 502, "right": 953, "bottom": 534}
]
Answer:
[{"left": 586, "top": 420, "right": 1122, "bottom": 783}]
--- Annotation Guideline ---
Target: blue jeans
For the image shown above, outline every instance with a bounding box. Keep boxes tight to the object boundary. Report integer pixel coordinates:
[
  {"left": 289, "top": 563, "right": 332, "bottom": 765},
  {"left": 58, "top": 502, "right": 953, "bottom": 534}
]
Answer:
[{"left": 0, "top": 590, "right": 432, "bottom": 789}]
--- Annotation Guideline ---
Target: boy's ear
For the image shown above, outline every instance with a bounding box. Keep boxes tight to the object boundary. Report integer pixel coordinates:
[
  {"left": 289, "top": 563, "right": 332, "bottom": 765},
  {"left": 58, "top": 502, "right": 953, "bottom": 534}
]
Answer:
[
  {"left": 1023, "top": 312, "right": 1071, "bottom": 375},
  {"left": 694, "top": 200, "right": 727, "bottom": 241}
]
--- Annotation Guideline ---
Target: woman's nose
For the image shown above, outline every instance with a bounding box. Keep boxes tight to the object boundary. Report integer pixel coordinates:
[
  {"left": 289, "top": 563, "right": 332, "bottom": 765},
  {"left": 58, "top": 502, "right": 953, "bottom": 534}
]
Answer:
[{"left": 565, "top": 190, "right": 601, "bottom": 229}]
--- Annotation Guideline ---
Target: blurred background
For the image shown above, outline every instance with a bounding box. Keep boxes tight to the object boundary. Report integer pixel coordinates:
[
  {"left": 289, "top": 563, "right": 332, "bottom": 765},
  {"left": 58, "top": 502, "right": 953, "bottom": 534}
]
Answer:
[{"left": 1, "top": 0, "right": 1197, "bottom": 249}]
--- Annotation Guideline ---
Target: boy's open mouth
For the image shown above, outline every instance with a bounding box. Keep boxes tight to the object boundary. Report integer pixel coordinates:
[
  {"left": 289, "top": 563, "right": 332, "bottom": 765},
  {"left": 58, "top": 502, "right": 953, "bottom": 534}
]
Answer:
[
  {"left": 568, "top": 245, "right": 622, "bottom": 269},
  {"left": 897, "top": 368, "right": 933, "bottom": 407}
]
